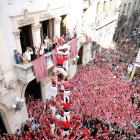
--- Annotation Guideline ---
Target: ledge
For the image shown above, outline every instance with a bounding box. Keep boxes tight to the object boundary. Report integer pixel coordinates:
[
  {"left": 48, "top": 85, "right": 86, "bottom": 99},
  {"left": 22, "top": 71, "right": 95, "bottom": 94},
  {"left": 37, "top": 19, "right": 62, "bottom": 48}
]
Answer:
[{"left": 14, "top": 53, "right": 54, "bottom": 83}]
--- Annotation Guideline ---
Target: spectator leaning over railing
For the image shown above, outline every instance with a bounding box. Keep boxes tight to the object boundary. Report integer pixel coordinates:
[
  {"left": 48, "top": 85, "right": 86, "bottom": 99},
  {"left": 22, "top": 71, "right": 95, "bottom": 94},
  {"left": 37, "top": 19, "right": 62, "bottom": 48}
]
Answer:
[
  {"left": 14, "top": 50, "right": 23, "bottom": 64},
  {"left": 24, "top": 47, "right": 33, "bottom": 62}
]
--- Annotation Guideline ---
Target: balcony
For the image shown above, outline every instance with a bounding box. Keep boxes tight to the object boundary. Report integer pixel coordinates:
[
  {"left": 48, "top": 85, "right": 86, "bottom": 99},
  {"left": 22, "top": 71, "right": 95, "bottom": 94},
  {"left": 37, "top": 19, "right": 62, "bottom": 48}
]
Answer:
[
  {"left": 95, "top": 10, "right": 118, "bottom": 29},
  {"left": 14, "top": 52, "right": 54, "bottom": 84},
  {"left": 44, "top": 52, "right": 54, "bottom": 69}
]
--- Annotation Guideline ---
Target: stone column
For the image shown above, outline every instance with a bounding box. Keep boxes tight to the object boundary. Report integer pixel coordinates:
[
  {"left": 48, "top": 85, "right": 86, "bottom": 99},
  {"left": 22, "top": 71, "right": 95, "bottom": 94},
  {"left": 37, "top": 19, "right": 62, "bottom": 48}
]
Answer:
[
  {"left": 31, "top": 23, "right": 41, "bottom": 47},
  {"left": 54, "top": 16, "right": 61, "bottom": 37},
  {"left": 13, "top": 29, "right": 22, "bottom": 54},
  {"left": 40, "top": 80, "right": 46, "bottom": 102},
  {"left": 130, "top": 65, "right": 137, "bottom": 79}
]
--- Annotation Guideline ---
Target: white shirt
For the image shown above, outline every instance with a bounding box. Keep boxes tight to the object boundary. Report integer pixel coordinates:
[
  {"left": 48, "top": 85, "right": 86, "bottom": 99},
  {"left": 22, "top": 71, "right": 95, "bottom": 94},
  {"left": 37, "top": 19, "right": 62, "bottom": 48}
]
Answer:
[
  {"left": 25, "top": 51, "right": 33, "bottom": 61},
  {"left": 40, "top": 45, "right": 44, "bottom": 55}
]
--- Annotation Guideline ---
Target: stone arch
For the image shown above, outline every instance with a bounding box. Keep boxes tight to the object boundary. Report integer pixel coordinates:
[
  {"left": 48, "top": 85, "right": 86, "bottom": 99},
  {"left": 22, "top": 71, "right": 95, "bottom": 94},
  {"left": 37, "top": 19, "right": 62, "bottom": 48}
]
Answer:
[
  {"left": 21, "top": 83, "right": 28, "bottom": 99},
  {"left": 0, "top": 103, "right": 12, "bottom": 134}
]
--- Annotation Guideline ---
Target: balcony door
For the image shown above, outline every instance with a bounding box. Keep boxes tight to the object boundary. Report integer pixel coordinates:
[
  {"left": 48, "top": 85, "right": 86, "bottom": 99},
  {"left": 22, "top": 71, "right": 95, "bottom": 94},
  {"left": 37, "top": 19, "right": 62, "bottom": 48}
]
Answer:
[
  {"left": 77, "top": 46, "right": 83, "bottom": 65},
  {"left": 60, "top": 15, "right": 67, "bottom": 36},
  {"left": 19, "top": 25, "right": 33, "bottom": 53},
  {"left": 0, "top": 113, "right": 7, "bottom": 137},
  {"left": 25, "top": 79, "right": 41, "bottom": 99},
  {"left": 40, "top": 18, "right": 54, "bottom": 41}
]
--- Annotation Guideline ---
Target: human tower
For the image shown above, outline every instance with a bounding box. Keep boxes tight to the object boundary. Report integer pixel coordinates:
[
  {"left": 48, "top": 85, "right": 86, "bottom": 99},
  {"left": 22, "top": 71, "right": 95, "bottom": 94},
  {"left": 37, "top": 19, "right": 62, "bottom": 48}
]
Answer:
[{"left": 49, "top": 38, "right": 71, "bottom": 137}]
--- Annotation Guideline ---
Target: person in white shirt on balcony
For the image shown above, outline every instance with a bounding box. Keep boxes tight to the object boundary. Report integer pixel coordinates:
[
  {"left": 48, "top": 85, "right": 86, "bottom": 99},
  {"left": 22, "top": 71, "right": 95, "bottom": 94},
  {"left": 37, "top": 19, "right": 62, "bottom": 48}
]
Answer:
[{"left": 25, "top": 47, "right": 33, "bottom": 62}]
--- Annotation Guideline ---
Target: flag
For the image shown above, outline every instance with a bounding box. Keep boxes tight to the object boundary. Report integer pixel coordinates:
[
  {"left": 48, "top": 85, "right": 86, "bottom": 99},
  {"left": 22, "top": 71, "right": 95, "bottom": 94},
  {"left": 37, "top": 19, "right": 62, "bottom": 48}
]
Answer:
[
  {"left": 69, "top": 38, "right": 77, "bottom": 58},
  {"left": 31, "top": 56, "right": 47, "bottom": 83}
]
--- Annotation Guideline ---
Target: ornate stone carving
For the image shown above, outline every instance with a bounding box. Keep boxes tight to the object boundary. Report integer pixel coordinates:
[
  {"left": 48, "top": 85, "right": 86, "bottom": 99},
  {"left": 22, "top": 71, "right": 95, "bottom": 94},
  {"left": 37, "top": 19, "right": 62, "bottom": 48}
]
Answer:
[
  {"left": 4, "top": 80, "right": 17, "bottom": 89},
  {"left": 17, "top": 9, "right": 34, "bottom": 26},
  {"left": 32, "top": 23, "right": 42, "bottom": 32},
  {"left": 13, "top": 29, "right": 20, "bottom": 39},
  {"left": 54, "top": 16, "right": 62, "bottom": 24},
  {"left": 0, "top": 75, "right": 7, "bottom": 96},
  {"left": 40, "top": 13, "right": 52, "bottom": 21}
]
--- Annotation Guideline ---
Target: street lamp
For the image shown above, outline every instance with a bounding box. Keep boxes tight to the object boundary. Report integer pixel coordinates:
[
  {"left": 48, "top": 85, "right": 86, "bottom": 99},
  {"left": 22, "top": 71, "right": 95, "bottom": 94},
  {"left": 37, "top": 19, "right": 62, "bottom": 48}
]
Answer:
[{"left": 12, "top": 98, "right": 24, "bottom": 111}]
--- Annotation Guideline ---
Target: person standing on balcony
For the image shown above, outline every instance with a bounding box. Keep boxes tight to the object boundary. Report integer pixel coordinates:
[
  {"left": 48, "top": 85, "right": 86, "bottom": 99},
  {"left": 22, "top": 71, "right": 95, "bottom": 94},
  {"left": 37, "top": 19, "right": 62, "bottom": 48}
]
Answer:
[
  {"left": 14, "top": 50, "right": 23, "bottom": 64},
  {"left": 25, "top": 47, "right": 33, "bottom": 62}
]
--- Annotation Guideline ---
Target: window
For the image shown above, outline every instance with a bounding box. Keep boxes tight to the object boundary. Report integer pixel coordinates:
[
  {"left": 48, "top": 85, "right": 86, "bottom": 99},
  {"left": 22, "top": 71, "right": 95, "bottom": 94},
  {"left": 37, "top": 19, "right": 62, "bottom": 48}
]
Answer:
[
  {"left": 96, "top": 2, "right": 100, "bottom": 15},
  {"left": 127, "top": 3, "right": 131, "bottom": 13},
  {"left": 136, "top": 0, "right": 140, "bottom": 10},
  {"left": 103, "top": 1, "right": 107, "bottom": 12},
  {"left": 123, "top": 4, "right": 126, "bottom": 14}
]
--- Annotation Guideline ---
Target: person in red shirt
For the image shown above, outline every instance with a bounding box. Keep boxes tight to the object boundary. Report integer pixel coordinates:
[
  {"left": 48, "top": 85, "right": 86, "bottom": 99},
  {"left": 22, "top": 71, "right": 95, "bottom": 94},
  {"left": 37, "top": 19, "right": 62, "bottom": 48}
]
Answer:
[
  {"left": 55, "top": 54, "right": 68, "bottom": 78},
  {"left": 61, "top": 77, "right": 70, "bottom": 102},
  {"left": 62, "top": 120, "right": 70, "bottom": 137},
  {"left": 57, "top": 43, "right": 70, "bottom": 72},
  {"left": 62, "top": 99, "right": 70, "bottom": 121},
  {"left": 50, "top": 115, "right": 56, "bottom": 134},
  {"left": 49, "top": 98, "right": 57, "bottom": 116}
]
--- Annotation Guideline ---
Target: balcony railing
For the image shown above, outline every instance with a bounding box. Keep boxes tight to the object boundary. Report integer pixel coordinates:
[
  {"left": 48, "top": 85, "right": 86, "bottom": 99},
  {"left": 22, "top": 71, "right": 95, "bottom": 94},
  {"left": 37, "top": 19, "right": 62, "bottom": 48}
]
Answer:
[
  {"left": 95, "top": 10, "right": 118, "bottom": 29},
  {"left": 14, "top": 52, "right": 54, "bottom": 84},
  {"left": 44, "top": 52, "right": 54, "bottom": 69}
]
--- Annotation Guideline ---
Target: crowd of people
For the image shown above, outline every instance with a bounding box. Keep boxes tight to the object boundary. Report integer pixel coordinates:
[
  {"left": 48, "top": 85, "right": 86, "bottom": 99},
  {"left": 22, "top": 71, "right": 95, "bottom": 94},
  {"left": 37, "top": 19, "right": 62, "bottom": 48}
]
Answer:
[{"left": 2, "top": 29, "right": 140, "bottom": 139}]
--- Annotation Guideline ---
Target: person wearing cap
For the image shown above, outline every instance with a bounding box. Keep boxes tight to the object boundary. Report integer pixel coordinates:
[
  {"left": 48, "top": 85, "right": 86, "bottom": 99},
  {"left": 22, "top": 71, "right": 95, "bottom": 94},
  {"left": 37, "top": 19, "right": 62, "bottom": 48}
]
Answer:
[
  {"left": 50, "top": 115, "right": 56, "bottom": 134},
  {"left": 61, "top": 119, "right": 70, "bottom": 137},
  {"left": 49, "top": 98, "right": 57, "bottom": 117},
  {"left": 49, "top": 76, "right": 57, "bottom": 99},
  {"left": 57, "top": 43, "right": 70, "bottom": 72}
]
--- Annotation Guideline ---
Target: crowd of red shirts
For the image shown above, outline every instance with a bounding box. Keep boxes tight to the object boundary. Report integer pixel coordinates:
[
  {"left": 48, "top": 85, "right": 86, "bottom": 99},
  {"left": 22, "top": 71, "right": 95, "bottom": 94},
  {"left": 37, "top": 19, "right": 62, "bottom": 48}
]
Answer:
[{"left": 1, "top": 43, "right": 140, "bottom": 139}]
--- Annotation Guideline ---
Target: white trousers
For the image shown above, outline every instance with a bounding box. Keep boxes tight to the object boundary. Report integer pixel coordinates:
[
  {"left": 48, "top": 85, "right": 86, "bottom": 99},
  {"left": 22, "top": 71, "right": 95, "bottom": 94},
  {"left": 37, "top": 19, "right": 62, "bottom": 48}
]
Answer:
[
  {"left": 50, "top": 123, "right": 55, "bottom": 133},
  {"left": 56, "top": 67, "right": 68, "bottom": 77},
  {"left": 63, "top": 60, "right": 69, "bottom": 72},
  {"left": 64, "top": 90, "right": 70, "bottom": 102},
  {"left": 50, "top": 105, "right": 56, "bottom": 116},
  {"left": 62, "top": 130, "right": 69, "bottom": 137},
  {"left": 64, "top": 111, "right": 70, "bottom": 121},
  {"left": 50, "top": 85, "right": 57, "bottom": 99}
]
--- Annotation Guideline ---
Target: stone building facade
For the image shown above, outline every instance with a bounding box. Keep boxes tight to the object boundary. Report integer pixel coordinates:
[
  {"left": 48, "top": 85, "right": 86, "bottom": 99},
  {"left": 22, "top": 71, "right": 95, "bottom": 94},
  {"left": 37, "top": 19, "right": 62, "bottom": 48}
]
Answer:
[{"left": 0, "top": 0, "right": 92, "bottom": 134}]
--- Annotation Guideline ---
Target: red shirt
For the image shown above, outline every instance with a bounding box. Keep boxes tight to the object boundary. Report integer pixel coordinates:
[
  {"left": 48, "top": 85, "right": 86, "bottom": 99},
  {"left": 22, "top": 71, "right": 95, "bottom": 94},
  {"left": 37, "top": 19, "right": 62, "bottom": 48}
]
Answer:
[
  {"left": 62, "top": 81, "right": 70, "bottom": 89},
  {"left": 62, "top": 102, "right": 70, "bottom": 110},
  {"left": 56, "top": 56, "right": 67, "bottom": 65},
  {"left": 44, "top": 119, "right": 50, "bottom": 127},
  {"left": 50, "top": 116, "right": 56, "bottom": 123},
  {"left": 51, "top": 100, "right": 56, "bottom": 106},
  {"left": 51, "top": 77, "right": 56, "bottom": 84},
  {"left": 63, "top": 121, "right": 70, "bottom": 129}
]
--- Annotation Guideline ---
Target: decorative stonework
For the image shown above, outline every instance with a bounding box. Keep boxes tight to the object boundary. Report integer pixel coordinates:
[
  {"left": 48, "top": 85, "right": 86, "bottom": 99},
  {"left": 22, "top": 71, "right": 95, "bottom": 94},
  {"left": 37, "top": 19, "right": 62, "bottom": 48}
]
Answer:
[
  {"left": 40, "top": 13, "right": 52, "bottom": 21},
  {"left": 17, "top": 9, "right": 34, "bottom": 26},
  {"left": 54, "top": 16, "right": 62, "bottom": 24},
  {"left": 13, "top": 30, "right": 20, "bottom": 39},
  {"left": 32, "top": 23, "right": 42, "bottom": 32},
  {"left": 0, "top": 75, "right": 7, "bottom": 96}
]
